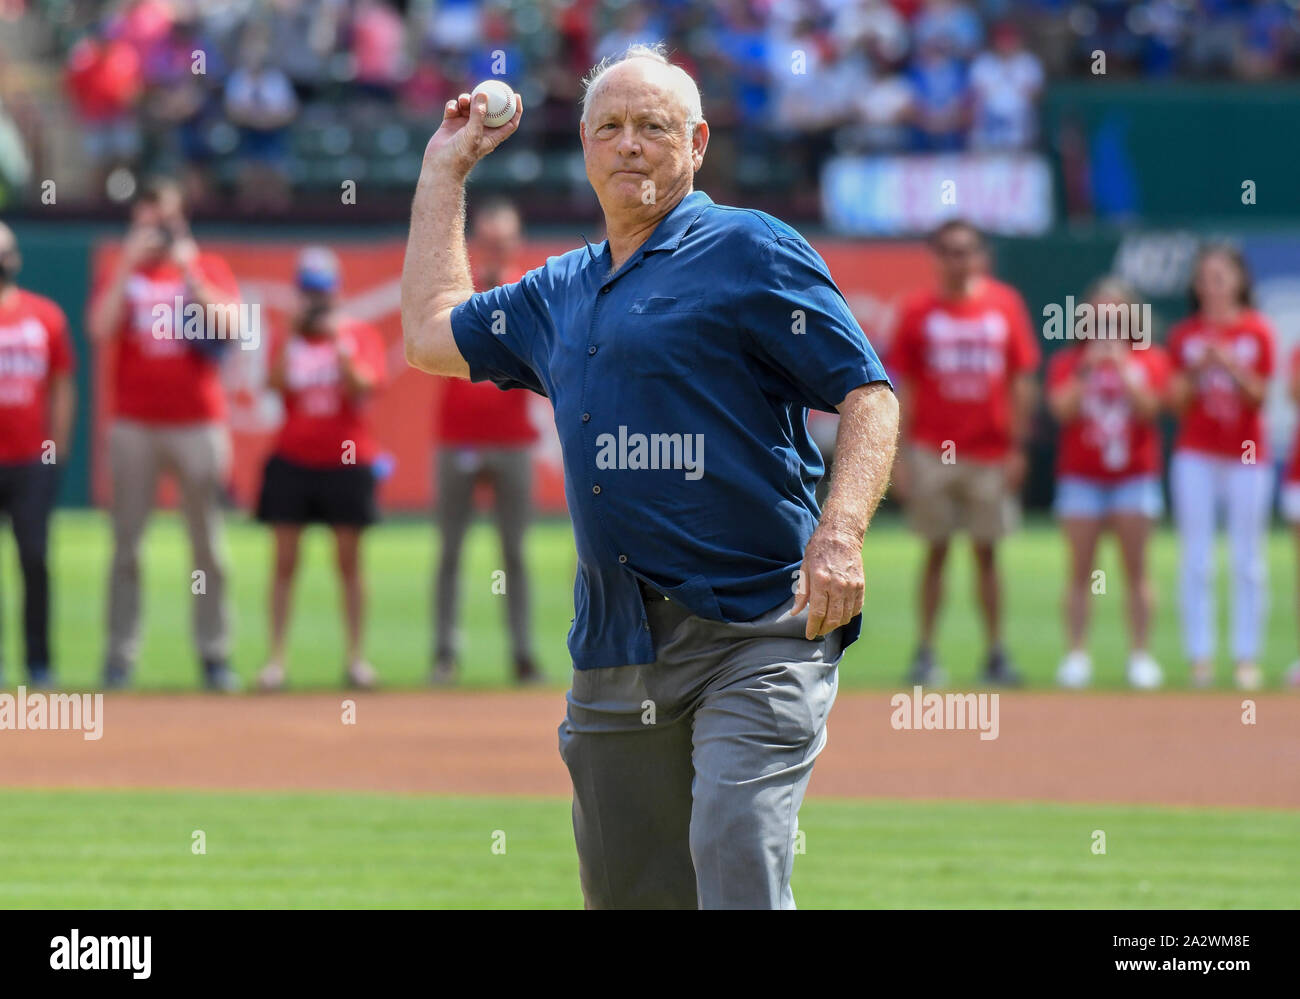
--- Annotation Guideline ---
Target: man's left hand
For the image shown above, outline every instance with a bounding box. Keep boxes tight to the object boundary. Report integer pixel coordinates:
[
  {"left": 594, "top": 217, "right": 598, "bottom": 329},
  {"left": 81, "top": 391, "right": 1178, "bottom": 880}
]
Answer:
[{"left": 792, "top": 524, "right": 864, "bottom": 640}]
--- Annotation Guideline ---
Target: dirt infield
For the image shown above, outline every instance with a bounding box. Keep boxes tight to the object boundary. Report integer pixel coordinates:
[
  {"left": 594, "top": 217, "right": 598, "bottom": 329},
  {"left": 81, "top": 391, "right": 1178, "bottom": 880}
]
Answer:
[{"left": 4, "top": 690, "right": 1298, "bottom": 808}]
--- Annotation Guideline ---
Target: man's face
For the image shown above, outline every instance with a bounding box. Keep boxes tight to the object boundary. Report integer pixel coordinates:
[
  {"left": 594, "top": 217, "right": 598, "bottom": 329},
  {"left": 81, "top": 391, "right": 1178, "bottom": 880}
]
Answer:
[
  {"left": 131, "top": 190, "right": 186, "bottom": 261},
  {"left": 933, "top": 229, "right": 984, "bottom": 287},
  {"left": 471, "top": 211, "right": 521, "bottom": 272},
  {"left": 580, "top": 60, "right": 706, "bottom": 221},
  {"left": 296, "top": 288, "right": 335, "bottom": 334}
]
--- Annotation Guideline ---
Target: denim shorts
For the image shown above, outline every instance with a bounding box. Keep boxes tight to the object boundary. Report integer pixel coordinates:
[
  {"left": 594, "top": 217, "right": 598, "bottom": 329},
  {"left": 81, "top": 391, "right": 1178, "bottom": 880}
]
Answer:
[
  {"left": 1054, "top": 474, "right": 1164, "bottom": 519},
  {"left": 1282, "top": 482, "right": 1300, "bottom": 523}
]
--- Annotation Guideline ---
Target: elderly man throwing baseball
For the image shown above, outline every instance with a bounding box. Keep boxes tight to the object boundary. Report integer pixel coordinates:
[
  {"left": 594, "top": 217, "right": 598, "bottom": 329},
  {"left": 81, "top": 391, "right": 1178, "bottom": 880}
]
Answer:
[{"left": 402, "top": 44, "right": 898, "bottom": 910}]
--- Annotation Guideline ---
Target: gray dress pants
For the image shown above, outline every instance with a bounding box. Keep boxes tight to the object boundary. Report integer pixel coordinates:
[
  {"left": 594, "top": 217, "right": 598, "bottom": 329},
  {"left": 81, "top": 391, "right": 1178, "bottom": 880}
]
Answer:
[{"left": 558, "top": 585, "right": 844, "bottom": 909}]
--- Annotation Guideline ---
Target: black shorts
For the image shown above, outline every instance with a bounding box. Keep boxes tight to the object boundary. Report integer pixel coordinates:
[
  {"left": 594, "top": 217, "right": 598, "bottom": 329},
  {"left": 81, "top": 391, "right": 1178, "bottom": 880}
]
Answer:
[{"left": 256, "top": 455, "right": 378, "bottom": 527}]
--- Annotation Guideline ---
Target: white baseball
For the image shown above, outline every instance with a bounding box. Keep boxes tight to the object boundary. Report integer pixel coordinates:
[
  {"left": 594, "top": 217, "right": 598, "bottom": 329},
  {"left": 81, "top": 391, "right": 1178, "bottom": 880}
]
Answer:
[{"left": 471, "top": 80, "right": 517, "bottom": 128}]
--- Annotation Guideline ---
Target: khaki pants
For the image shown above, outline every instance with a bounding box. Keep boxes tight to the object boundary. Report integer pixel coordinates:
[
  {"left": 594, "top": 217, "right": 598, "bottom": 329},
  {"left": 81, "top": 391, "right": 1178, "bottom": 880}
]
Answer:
[
  {"left": 904, "top": 444, "right": 1018, "bottom": 543},
  {"left": 106, "top": 420, "right": 231, "bottom": 671}
]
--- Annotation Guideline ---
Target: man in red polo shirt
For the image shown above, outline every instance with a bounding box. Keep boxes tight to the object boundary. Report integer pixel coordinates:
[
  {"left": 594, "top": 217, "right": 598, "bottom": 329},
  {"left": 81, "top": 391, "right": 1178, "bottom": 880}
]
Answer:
[
  {"left": 89, "top": 177, "right": 241, "bottom": 691},
  {"left": 0, "top": 224, "right": 75, "bottom": 688},
  {"left": 888, "top": 219, "right": 1040, "bottom": 686},
  {"left": 432, "top": 199, "right": 541, "bottom": 685}
]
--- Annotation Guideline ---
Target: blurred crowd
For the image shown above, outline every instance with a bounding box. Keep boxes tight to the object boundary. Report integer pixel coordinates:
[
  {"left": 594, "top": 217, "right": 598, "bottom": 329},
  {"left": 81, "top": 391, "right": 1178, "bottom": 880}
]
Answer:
[{"left": 0, "top": 0, "right": 1298, "bottom": 208}]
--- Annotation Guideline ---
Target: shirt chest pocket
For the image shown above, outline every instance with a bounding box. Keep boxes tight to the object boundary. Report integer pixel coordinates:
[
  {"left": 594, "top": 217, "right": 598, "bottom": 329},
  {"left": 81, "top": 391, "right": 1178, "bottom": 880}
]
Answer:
[{"left": 623, "top": 296, "right": 704, "bottom": 377}]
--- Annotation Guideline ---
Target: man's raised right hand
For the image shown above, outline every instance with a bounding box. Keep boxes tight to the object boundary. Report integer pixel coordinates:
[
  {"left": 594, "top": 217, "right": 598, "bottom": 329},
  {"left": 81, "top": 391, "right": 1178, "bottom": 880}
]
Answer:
[{"left": 424, "top": 91, "right": 524, "bottom": 178}]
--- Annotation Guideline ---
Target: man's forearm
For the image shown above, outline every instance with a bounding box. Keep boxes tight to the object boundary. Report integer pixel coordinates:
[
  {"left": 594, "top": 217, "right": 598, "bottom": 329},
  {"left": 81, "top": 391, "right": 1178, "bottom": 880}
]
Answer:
[
  {"left": 89, "top": 262, "right": 131, "bottom": 341},
  {"left": 1010, "top": 374, "right": 1037, "bottom": 445},
  {"left": 181, "top": 262, "right": 234, "bottom": 312},
  {"left": 821, "top": 382, "right": 900, "bottom": 541},
  {"left": 401, "top": 159, "right": 475, "bottom": 375}
]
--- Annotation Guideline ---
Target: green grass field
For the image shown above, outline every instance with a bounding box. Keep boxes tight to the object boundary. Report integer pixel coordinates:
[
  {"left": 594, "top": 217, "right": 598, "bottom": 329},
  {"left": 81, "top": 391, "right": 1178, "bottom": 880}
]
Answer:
[
  {"left": 4, "top": 512, "right": 1297, "bottom": 909},
  {"left": 0, "top": 789, "right": 1295, "bottom": 908},
  {"left": 1, "top": 509, "right": 1298, "bottom": 690}
]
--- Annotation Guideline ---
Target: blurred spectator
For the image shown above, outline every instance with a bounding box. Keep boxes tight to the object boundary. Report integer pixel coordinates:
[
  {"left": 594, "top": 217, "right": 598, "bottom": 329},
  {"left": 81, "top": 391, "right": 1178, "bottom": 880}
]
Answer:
[
  {"left": 913, "top": 0, "right": 984, "bottom": 59},
  {"left": 835, "top": 0, "right": 910, "bottom": 67},
  {"left": 63, "top": 33, "right": 142, "bottom": 193},
  {"left": 107, "top": 0, "right": 174, "bottom": 66},
  {"left": 350, "top": 0, "right": 406, "bottom": 103},
  {"left": 593, "top": 2, "right": 664, "bottom": 63},
  {"left": 907, "top": 36, "right": 969, "bottom": 150},
  {"left": 17, "top": 0, "right": 1300, "bottom": 212},
  {"left": 1236, "top": 0, "right": 1296, "bottom": 79},
  {"left": 714, "top": 0, "right": 771, "bottom": 138},
  {"left": 432, "top": 200, "right": 542, "bottom": 688},
  {"left": 138, "top": 8, "right": 228, "bottom": 206},
  {"left": 223, "top": 21, "right": 297, "bottom": 212},
  {"left": 968, "top": 21, "right": 1043, "bottom": 151},
  {"left": 401, "top": 42, "right": 458, "bottom": 117},
  {"left": 769, "top": 15, "right": 856, "bottom": 183},
  {"left": 267, "top": 0, "right": 344, "bottom": 101},
  {"left": 468, "top": 6, "right": 524, "bottom": 90},
  {"left": 853, "top": 69, "right": 915, "bottom": 152},
  {"left": 0, "top": 97, "right": 32, "bottom": 204},
  {"left": 256, "top": 246, "right": 387, "bottom": 693},
  {"left": 0, "top": 223, "right": 75, "bottom": 690},
  {"left": 424, "top": 0, "right": 482, "bottom": 54},
  {"left": 88, "top": 176, "right": 241, "bottom": 693}
]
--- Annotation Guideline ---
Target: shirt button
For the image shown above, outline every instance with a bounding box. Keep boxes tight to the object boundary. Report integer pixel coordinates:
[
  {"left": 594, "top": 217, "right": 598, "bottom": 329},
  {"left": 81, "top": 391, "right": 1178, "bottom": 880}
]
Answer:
[
  {"left": 588, "top": 345, "right": 598, "bottom": 355},
  {"left": 592, "top": 484, "right": 601, "bottom": 494},
  {"left": 618, "top": 554, "right": 628, "bottom": 564},
  {"left": 601, "top": 286, "right": 610, "bottom": 295},
  {"left": 582, "top": 413, "right": 591, "bottom": 422}
]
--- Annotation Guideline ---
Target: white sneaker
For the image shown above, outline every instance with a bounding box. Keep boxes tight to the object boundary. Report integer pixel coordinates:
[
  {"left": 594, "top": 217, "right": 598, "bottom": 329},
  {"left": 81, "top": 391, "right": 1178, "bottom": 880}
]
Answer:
[
  {"left": 1126, "top": 651, "right": 1163, "bottom": 690},
  {"left": 1056, "top": 650, "right": 1092, "bottom": 689},
  {"left": 1190, "top": 661, "right": 1214, "bottom": 689},
  {"left": 346, "top": 660, "right": 378, "bottom": 690},
  {"left": 256, "top": 661, "right": 286, "bottom": 692},
  {"left": 1234, "top": 662, "right": 1263, "bottom": 691}
]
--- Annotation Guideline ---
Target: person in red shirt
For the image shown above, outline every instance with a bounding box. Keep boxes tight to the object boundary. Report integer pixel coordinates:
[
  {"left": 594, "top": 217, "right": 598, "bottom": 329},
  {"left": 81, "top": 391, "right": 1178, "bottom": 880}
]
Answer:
[
  {"left": 888, "top": 219, "right": 1039, "bottom": 686},
  {"left": 255, "top": 248, "right": 386, "bottom": 692},
  {"left": 0, "top": 224, "right": 75, "bottom": 688},
  {"left": 432, "top": 200, "right": 541, "bottom": 685},
  {"left": 88, "top": 177, "right": 242, "bottom": 691},
  {"left": 1285, "top": 346, "right": 1300, "bottom": 689},
  {"left": 1167, "top": 246, "right": 1275, "bottom": 691},
  {"left": 1046, "top": 277, "right": 1169, "bottom": 690},
  {"left": 63, "top": 34, "right": 142, "bottom": 194}
]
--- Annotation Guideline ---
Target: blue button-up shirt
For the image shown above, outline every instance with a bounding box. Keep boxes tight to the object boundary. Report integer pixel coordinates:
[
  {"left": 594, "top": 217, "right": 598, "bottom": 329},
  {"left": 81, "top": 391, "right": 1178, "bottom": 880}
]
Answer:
[{"left": 450, "top": 190, "right": 890, "bottom": 670}]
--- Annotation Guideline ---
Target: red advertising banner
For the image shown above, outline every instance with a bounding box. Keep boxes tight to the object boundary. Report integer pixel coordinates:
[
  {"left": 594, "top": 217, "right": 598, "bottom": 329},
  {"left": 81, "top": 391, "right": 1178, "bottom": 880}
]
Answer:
[{"left": 90, "top": 237, "right": 933, "bottom": 513}]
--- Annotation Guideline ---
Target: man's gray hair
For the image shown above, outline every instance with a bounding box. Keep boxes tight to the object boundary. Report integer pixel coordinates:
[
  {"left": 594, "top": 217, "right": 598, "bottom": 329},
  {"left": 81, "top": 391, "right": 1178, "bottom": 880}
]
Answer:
[{"left": 580, "top": 42, "right": 704, "bottom": 134}]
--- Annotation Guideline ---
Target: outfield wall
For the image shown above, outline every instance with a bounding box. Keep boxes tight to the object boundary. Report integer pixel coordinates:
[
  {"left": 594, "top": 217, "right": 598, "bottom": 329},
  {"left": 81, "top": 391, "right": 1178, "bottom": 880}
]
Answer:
[{"left": 9, "top": 222, "right": 1300, "bottom": 512}]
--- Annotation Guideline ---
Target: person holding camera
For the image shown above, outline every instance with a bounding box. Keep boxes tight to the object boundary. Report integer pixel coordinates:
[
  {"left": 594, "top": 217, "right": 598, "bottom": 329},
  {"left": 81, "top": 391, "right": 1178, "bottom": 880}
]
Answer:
[
  {"left": 255, "top": 247, "right": 386, "bottom": 692},
  {"left": 89, "top": 176, "right": 241, "bottom": 691}
]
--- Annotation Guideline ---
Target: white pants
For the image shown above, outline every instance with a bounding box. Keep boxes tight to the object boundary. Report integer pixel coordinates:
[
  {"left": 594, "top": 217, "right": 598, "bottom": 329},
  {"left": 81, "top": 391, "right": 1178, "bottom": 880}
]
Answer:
[{"left": 1170, "top": 451, "right": 1274, "bottom": 662}]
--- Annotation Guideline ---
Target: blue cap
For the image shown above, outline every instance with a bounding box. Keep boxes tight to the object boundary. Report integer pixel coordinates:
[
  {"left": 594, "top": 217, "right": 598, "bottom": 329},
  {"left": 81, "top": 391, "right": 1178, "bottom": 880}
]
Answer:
[{"left": 297, "top": 246, "right": 339, "bottom": 292}]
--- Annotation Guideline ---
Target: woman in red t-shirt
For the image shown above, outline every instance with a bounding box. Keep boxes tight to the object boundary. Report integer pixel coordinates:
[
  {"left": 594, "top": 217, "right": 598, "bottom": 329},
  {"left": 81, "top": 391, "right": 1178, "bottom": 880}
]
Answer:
[
  {"left": 1283, "top": 347, "right": 1300, "bottom": 688},
  {"left": 255, "top": 249, "right": 386, "bottom": 691},
  {"left": 1047, "top": 278, "right": 1169, "bottom": 689},
  {"left": 1167, "top": 246, "right": 1275, "bottom": 690}
]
